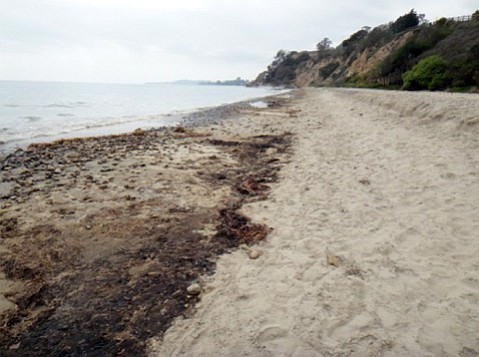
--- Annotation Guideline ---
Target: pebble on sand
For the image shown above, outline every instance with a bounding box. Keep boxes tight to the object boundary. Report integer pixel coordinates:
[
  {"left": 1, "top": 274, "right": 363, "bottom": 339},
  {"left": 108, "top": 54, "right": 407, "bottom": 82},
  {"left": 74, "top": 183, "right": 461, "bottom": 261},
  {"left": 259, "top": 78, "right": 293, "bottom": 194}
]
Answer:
[
  {"left": 327, "top": 255, "right": 342, "bottom": 267},
  {"left": 187, "top": 283, "right": 202, "bottom": 295},
  {"left": 248, "top": 250, "right": 261, "bottom": 259}
]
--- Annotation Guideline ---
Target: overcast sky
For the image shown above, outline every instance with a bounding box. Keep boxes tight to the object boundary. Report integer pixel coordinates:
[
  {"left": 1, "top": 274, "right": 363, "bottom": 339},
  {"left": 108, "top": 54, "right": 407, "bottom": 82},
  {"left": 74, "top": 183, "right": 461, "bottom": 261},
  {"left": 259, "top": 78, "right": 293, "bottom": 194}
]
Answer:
[{"left": 1, "top": 0, "right": 477, "bottom": 83}]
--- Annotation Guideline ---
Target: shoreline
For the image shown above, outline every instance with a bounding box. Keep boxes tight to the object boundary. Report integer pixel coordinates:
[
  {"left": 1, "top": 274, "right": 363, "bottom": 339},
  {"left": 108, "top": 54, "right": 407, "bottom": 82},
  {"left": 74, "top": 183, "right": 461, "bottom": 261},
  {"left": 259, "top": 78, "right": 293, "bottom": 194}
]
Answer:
[
  {"left": 0, "top": 91, "right": 298, "bottom": 355},
  {"left": 0, "top": 89, "right": 290, "bottom": 157}
]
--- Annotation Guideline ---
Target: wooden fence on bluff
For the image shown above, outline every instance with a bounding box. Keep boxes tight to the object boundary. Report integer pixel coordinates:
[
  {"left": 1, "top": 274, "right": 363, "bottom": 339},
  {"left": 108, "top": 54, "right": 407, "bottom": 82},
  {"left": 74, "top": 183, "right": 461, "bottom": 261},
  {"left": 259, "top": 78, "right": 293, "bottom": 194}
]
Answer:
[
  {"left": 431, "top": 14, "right": 474, "bottom": 25},
  {"left": 448, "top": 15, "right": 472, "bottom": 22}
]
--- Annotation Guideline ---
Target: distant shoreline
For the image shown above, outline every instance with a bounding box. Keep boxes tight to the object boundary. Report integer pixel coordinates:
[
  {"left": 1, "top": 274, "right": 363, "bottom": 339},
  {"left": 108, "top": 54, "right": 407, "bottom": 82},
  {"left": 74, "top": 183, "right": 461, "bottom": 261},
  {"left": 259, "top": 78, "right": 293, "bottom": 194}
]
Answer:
[{"left": 0, "top": 83, "right": 288, "bottom": 156}]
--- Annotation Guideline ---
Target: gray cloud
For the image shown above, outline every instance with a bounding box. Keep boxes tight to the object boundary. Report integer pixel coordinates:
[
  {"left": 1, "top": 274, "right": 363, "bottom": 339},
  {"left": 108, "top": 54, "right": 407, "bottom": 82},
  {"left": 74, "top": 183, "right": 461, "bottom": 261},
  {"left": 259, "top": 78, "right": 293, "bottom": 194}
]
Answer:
[{"left": 0, "top": 0, "right": 476, "bottom": 82}]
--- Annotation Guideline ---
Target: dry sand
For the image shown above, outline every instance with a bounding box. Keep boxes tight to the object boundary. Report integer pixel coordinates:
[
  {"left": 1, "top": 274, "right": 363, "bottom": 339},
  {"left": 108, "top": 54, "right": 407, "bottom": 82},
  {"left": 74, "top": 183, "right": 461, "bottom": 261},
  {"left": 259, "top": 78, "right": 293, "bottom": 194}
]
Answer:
[{"left": 151, "top": 88, "right": 479, "bottom": 357}]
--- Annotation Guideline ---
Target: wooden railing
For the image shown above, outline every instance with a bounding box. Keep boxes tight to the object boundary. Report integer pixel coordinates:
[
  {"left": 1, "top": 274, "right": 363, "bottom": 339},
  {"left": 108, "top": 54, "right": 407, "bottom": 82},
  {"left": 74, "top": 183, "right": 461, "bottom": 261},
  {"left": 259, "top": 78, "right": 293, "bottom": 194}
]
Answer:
[
  {"left": 430, "top": 14, "right": 474, "bottom": 25},
  {"left": 448, "top": 15, "right": 472, "bottom": 22}
]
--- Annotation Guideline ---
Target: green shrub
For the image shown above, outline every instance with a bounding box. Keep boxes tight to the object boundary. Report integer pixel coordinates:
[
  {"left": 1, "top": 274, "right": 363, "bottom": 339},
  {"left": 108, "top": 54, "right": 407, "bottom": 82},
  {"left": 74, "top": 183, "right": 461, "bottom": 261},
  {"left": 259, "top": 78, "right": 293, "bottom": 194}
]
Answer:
[
  {"left": 449, "top": 55, "right": 479, "bottom": 87},
  {"left": 471, "top": 43, "right": 479, "bottom": 58},
  {"left": 428, "top": 72, "right": 453, "bottom": 90},
  {"left": 435, "top": 17, "right": 448, "bottom": 26},
  {"left": 361, "top": 25, "right": 393, "bottom": 51},
  {"left": 418, "top": 24, "right": 453, "bottom": 48},
  {"left": 402, "top": 55, "right": 452, "bottom": 90},
  {"left": 319, "top": 62, "right": 340, "bottom": 78}
]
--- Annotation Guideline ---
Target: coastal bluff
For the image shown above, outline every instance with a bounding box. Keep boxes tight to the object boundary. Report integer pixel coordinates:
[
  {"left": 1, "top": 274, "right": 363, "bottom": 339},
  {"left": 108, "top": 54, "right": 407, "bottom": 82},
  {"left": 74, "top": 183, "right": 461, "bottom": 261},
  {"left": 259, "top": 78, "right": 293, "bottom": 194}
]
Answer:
[{"left": 253, "top": 10, "right": 479, "bottom": 91}]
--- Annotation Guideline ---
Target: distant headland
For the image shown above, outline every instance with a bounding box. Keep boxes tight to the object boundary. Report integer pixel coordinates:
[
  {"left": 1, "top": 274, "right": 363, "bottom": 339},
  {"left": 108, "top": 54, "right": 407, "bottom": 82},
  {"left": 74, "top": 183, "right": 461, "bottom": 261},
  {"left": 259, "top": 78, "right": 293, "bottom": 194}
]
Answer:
[{"left": 148, "top": 77, "right": 250, "bottom": 86}]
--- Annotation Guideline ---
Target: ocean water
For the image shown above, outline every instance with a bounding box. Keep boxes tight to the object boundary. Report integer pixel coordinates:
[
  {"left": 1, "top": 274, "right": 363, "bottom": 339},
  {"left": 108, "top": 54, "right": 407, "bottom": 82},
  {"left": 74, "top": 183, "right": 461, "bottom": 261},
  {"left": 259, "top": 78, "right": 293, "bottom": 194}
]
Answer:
[{"left": 0, "top": 81, "right": 283, "bottom": 152}]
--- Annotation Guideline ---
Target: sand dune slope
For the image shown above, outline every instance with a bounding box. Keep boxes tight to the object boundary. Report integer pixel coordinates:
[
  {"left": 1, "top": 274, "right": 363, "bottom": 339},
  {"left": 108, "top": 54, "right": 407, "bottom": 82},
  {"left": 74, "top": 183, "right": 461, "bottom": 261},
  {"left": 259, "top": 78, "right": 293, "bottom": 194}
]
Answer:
[{"left": 151, "top": 88, "right": 479, "bottom": 357}]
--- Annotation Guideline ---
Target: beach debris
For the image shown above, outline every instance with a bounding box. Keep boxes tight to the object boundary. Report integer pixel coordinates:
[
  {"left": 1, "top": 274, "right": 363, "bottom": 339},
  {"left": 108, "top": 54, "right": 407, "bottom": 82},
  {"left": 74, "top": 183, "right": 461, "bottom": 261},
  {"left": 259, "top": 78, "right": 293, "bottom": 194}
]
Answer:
[
  {"left": 358, "top": 178, "right": 370, "bottom": 185},
  {"left": 345, "top": 264, "right": 363, "bottom": 278},
  {"left": 0, "top": 217, "right": 18, "bottom": 238},
  {"left": 266, "top": 100, "right": 280, "bottom": 108},
  {"left": 173, "top": 126, "right": 187, "bottom": 133},
  {"left": 248, "top": 249, "right": 261, "bottom": 260},
  {"left": 327, "top": 255, "right": 343, "bottom": 267},
  {"left": 133, "top": 128, "right": 145, "bottom": 136},
  {"left": 287, "top": 109, "right": 301, "bottom": 117},
  {"left": 0, "top": 123, "right": 292, "bottom": 356},
  {"left": 237, "top": 176, "right": 269, "bottom": 196},
  {"left": 187, "top": 283, "right": 202, "bottom": 296},
  {"left": 8, "top": 343, "right": 20, "bottom": 350},
  {"left": 217, "top": 208, "right": 271, "bottom": 246},
  {"left": 172, "top": 126, "right": 209, "bottom": 139}
]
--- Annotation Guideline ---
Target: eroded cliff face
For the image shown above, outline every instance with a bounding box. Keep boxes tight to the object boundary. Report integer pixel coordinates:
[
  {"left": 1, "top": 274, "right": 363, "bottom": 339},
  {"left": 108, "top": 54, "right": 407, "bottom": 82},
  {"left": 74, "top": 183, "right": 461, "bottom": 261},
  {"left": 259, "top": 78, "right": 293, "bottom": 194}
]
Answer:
[
  {"left": 254, "top": 15, "right": 479, "bottom": 89},
  {"left": 255, "top": 31, "right": 413, "bottom": 88},
  {"left": 347, "top": 32, "right": 413, "bottom": 77}
]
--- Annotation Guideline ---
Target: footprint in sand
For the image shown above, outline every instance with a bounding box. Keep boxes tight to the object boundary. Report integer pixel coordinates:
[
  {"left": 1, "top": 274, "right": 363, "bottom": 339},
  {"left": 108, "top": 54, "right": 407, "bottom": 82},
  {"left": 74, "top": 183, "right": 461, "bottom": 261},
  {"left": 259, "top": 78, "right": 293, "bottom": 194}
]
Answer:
[
  {"left": 440, "top": 172, "right": 456, "bottom": 180},
  {"left": 255, "top": 325, "right": 288, "bottom": 344}
]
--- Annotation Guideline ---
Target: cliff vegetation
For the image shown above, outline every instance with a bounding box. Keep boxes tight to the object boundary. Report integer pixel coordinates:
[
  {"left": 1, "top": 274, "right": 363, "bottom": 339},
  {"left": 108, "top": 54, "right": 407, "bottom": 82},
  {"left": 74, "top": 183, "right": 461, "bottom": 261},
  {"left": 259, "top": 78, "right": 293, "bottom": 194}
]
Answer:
[{"left": 253, "top": 9, "right": 479, "bottom": 91}]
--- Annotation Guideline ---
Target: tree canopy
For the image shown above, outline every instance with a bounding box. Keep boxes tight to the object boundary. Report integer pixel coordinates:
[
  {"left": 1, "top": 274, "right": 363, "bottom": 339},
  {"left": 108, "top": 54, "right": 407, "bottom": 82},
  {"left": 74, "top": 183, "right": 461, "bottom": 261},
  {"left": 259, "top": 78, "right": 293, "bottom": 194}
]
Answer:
[
  {"left": 391, "top": 9, "right": 420, "bottom": 33},
  {"left": 316, "top": 37, "right": 332, "bottom": 51}
]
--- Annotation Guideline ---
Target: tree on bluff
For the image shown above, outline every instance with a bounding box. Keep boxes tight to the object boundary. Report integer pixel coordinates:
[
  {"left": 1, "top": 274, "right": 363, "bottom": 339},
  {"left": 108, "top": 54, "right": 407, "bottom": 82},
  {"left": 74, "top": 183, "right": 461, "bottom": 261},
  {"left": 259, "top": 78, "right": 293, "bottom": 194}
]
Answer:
[
  {"left": 316, "top": 37, "right": 332, "bottom": 51},
  {"left": 268, "top": 50, "right": 289, "bottom": 72},
  {"left": 391, "top": 9, "right": 420, "bottom": 33},
  {"left": 341, "top": 29, "right": 369, "bottom": 56}
]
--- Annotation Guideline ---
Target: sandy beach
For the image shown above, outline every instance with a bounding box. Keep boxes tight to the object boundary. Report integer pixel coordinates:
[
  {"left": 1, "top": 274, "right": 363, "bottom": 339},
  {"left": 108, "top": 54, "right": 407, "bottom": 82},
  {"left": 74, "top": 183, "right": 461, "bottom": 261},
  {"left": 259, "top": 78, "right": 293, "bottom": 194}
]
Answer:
[
  {"left": 151, "top": 88, "right": 479, "bottom": 357},
  {"left": 1, "top": 88, "right": 479, "bottom": 356},
  {"left": 0, "top": 94, "right": 294, "bottom": 355}
]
